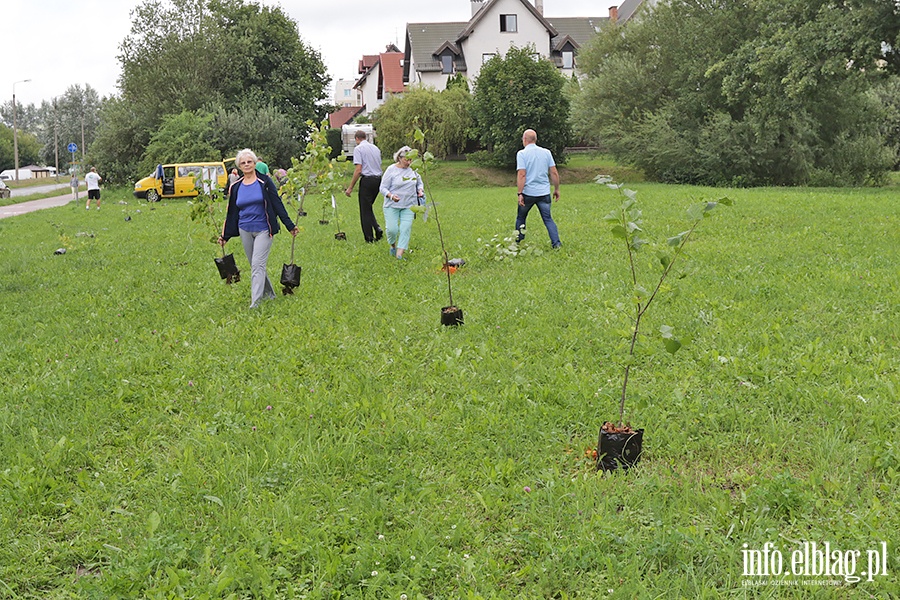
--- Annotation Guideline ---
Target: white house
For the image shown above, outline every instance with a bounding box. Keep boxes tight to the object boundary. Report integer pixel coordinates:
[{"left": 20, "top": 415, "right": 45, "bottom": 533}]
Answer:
[
  {"left": 333, "top": 78, "right": 362, "bottom": 108},
  {"left": 353, "top": 44, "right": 406, "bottom": 116},
  {"left": 403, "top": 0, "right": 648, "bottom": 90}
]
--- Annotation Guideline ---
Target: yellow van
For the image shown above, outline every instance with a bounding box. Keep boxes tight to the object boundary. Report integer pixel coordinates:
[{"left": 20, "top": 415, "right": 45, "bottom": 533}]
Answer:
[{"left": 133, "top": 161, "right": 227, "bottom": 202}]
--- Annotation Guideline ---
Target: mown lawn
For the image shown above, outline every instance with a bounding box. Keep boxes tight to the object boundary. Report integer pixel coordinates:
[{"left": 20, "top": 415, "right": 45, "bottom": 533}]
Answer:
[{"left": 0, "top": 178, "right": 897, "bottom": 598}]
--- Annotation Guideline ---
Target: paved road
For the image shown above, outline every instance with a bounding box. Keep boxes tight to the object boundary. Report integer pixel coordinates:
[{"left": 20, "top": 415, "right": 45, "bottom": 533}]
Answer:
[
  {"left": 0, "top": 192, "right": 77, "bottom": 219},
  {"left": 8, "top": 182, "right": 73, "bottom": 198}
]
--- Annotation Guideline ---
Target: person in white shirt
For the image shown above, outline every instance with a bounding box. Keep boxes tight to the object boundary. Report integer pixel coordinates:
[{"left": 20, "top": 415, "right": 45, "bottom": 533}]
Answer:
[{"left": 85, "top": 167, "right": 103, "bottom": 210}]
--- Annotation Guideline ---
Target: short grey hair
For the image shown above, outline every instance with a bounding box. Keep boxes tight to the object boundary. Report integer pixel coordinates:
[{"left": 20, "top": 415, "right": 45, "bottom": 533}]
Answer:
[
  {"left": 236, "top": 148, "right": 258, "bottom": 165},
  {"left": 393, "top": 145, "right": 412, "bottom": 162}
]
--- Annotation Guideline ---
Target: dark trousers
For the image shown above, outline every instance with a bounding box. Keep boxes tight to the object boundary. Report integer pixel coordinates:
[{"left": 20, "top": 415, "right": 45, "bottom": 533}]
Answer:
[{"left": 358, "top": 175, "right": 383, "bottom": 242}]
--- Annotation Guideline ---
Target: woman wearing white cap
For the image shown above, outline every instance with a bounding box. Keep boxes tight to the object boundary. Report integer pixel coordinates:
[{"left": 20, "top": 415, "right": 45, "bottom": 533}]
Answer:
[{"left": 379, "top": 146, "right": 424, "bottom": 260}]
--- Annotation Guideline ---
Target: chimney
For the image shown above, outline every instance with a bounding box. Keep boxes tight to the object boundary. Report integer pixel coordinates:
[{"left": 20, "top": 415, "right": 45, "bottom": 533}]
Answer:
[
  {"left": 471, "top": 0, "right": 485, "bottom": 17},
  {"left": 609, "top": 5, "right": 618, "bottom": 23},
  {"left": 535, "top": 0, "right": 544, "bottom": 16}
]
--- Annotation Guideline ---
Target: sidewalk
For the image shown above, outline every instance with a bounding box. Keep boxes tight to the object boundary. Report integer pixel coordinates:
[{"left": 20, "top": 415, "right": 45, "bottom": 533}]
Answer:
[{"left": 0, "top": 193, "right": 78, "bottom": 219}]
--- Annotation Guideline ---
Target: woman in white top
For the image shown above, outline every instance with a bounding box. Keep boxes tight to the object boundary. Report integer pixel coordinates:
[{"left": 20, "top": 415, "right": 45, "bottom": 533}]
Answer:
[{"left": 379, "top": 146, "right": 423, "bottom": 260}]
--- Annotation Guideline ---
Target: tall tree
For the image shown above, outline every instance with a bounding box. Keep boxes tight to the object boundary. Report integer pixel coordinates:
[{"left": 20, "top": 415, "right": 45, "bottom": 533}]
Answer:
[
  {"left": 92, "top": 0, "right": 329, "bottom": 181},
  {"left": 372, "top": 86, "right": 472, "bottom": 159},
  {"left": 471, "top": 45, "right": 571, "bottom": 169},
  {"left": 37, "top": 85, "right": 102, "bottom": 171},
  {"left": 574, "top": 0, "right": 898, "bottom": 186}
]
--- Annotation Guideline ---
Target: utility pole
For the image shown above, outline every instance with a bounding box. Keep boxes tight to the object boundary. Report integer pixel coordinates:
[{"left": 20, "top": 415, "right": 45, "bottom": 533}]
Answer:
[
  {"left": 53, "top": 98, "right": 60, "bottom": 182},
  {"left": 13, "top": 78, "right": 32, "bottom": 182}
]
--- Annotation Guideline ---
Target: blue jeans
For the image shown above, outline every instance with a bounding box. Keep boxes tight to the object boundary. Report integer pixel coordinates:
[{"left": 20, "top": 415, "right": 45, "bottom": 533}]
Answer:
[
  {"left": 383, "top": 206, "right": 415, "bottom": 251},
  {"left": 516, "top": 194, "right": 561, "bottom": 247}
]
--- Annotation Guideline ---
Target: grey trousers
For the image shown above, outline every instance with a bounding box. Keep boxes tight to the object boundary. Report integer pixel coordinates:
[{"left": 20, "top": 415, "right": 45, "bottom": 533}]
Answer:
[{"left": 239, "top": 229, "right": 276, "bottom": 308}]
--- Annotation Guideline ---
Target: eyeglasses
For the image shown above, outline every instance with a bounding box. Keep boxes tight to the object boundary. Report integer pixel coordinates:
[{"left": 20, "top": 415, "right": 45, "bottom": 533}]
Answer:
[{"left": 239, "top": 160, "right": 255, "bottom": 166}]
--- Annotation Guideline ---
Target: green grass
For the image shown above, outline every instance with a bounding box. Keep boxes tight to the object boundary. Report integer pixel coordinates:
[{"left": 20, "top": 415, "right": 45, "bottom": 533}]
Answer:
[{"left": 0, "top": 180, "right": 898, "bottom": 598}]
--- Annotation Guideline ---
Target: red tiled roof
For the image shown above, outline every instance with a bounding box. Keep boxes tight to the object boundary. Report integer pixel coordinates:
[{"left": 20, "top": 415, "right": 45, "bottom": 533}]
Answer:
[
  {"left": 359, "top": 55, "right": 378, "bottom": 74},
  {"left": 379, "top": 52, "right": 405, "bottom": 94},
  {"left": 328, "top": 106, "right": 365, "bottom": 129}
]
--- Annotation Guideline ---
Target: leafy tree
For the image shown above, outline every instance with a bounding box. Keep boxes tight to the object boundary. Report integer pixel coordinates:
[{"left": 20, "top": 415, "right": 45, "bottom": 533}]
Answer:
[
  {"left": 139, "top": 110, "right": 220, "bottom": 175},
  {"left": 574, "top": 0, "right": 898, "bottom": 186},
  {"left": 85, "top": 96, "right": 157, "bottom": 185},
  {"left": 0, "top": 100, "right": 40, "bottom": 133},
  {"left": 326, "top": 128, "right": 342, "bottom": 160},
  {"left": 372, "top": 86, "right": 472, "bottom": 159},
  {"left": 209, "top": 0, "right": 330, "bottom": 126},
  {"left": 0, "top": 125, "right": 40, "bottom": 172},
  {"left": 210, "top": 102, "right": 301, "bottom": 169},
  {"left": 35, "top": 85, "right": 102, "bottom": 172},
  {"left": 471, "top": 44, "right": 571, "bottom": 169},
  {"left": 92, "top": 0, "right": 328, "bottom": 181}
]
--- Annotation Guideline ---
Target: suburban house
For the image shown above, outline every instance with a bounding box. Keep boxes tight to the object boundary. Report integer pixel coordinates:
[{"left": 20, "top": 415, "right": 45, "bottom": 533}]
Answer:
[
  {"left": 353, "top": 43, "right": 405, "bottom": 116},
  {"left": 333, "top": 78, "right": 363, "bottom": 108},
  {"left": 403, "top": 0, "right": 647, "bottom": 90}
]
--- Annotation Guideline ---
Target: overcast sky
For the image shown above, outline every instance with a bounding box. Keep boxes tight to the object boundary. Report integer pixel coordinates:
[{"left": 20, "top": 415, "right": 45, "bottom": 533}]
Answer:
[{"left": 8, "top": 0, "right": 608, "bottom": 106}]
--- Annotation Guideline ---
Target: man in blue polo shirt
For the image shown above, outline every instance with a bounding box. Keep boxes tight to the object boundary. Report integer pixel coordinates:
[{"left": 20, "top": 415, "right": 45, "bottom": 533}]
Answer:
[
  {"left": 345, "top": 130, "right": 384, "bottom": 243},
  {"left": 515, "top": 129, "right": 561, "bottom": 248}
]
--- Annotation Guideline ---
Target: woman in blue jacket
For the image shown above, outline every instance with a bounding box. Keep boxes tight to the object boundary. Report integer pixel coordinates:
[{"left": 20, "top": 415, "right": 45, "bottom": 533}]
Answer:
[{"left": 219, "top": 148, "right": 298, "bottom": 308}]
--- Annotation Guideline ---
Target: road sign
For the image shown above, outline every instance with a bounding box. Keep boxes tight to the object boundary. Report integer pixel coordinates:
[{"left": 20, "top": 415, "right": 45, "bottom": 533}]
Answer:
[{"left": 67, "top": 143, "right": 77, "bottom": 153}]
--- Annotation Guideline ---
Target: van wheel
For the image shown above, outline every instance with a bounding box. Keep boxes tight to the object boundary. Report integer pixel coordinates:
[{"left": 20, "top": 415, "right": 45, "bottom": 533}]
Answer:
[{"left": 146, "top": 189, "right": 160, "bottom": 202}]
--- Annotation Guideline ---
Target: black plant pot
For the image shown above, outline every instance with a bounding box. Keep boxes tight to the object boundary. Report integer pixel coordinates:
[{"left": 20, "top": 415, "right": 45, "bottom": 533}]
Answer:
[
  {"left": 597, "top": 428, "right": 644, "bottom": 472},
  {"left": 334, "top": 231, "right": 346, "bottom": 241},
  {"left": 441, "top": 305, "right": 464, "bottom": 326},
  {"left": 297, "top": 210, "right": 307, "bottom": 217},
  {"left": 280, "top": 263, "right": 301, "bottom": 295},
  {"left": 214, "top": 254, "right": 241, "bottom": 284},
  {"left": 319, "top": 219, "right": 329, "bottom": 225}
]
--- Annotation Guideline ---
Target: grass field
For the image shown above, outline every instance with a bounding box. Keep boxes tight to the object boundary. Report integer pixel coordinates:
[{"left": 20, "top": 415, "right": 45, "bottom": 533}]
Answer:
[{"left": 0, "top": 176, "right": 897, "bottom": 598}]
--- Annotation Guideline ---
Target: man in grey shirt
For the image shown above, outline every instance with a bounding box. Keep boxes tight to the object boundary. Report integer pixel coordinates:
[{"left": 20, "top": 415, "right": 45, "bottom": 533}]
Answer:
[{"left": 345, "top": 130, "right": 384, "bottom": 243}]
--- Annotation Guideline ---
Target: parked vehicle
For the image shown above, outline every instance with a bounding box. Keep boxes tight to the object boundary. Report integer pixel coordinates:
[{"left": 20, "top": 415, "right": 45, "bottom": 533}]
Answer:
[
  {"left": 0, "top": 179, "right": 9, "bottom": 199},
  {"left": 341, "top": 124, "right": 374, "bottom": 156},
  {"left": 133, "top": 161, "right": 227, "bottom": 202}
]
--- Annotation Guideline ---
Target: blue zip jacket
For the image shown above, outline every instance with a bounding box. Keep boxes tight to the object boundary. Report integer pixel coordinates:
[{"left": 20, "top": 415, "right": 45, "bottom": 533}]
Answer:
[{"left": 222, "top": 173, "right": 295, "bottom": 241}]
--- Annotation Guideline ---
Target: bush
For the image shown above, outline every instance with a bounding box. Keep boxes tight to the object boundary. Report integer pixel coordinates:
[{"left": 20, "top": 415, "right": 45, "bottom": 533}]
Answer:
[{"left": 471, "top": 45, "right": 571, "bottom": 169}]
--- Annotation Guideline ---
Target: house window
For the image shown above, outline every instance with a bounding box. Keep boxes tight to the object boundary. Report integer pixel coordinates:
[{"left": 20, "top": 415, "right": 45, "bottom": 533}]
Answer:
[
  {"left": 343, "top": 89, "right": 351, "bottom": 97},
  {"left": 500, "top": 14, "right": 517, "bottom": 32},
  {"left": 483, "top": 53, "right": 496, "bottom": 64},
  {"left": 441, "top": 55, "right": 454, "bottom": 74},
  {"left": 562, "top": 51, "right": 574, "bottom": 69}
]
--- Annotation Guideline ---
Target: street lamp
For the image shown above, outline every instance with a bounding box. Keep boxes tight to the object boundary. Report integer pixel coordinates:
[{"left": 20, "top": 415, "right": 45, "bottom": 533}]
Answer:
[{"left": 13, "top": 79, "right": 32, "bottom": 182}]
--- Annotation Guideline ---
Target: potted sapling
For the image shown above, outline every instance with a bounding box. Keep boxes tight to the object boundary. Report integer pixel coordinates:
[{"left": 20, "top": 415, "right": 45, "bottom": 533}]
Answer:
[
  {"left": 189, "top": 173, "right": 240, "bottom": 284},
  {"left": 281, "top": 120, "right": 349, "bottom": 235},
  {"left": 596, "top": 176, "right": 732, "bottom": 471},
  {"left": 407, "top": 128, "right": 463, "bottom": 326}
]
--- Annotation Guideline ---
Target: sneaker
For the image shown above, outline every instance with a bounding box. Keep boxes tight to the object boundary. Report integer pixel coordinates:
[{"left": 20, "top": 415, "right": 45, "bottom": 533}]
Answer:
[
  {"left": 389, "top": 247, "right": 396, "bottom": 257},
  {"left": 85, "top": 206, "right": 90, "bottom": 210},
  {"left": 375, "top": 229, "right": 384, "bottom": 241}
]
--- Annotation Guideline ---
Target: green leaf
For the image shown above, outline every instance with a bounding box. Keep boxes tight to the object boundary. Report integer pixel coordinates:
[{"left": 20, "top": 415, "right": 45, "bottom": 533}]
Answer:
[
  {"left": 664, "top": 337, "right": 682, "bottom": 354},
  {"left": 148, "top": 511, "right": 161, "bottom": 535},
  {"left": 657, "top": 251, "right": 671, "bottom": 268},
  {"left": 204, "top": 495, "right": 224, "bottom": 507},
  {"left": 718, "top": 196, "right": 734, "bottom": 206},
  {"left": 611, "top": 225, "right": 627, "bottom": 239},
  {"left": 667, "top": 232, "right": 688, "bottom": 246},
  {"left": 659, "top": 324, "right": 675, "bottom": 339},
  {"left": 630, "top": 236, "right": 648, "bottom": 251},
  {"left": 602, "top": 210, "right": 620, "bottom": 223},
  {"left": 686, "top": 203, "right": 705, "bottom": 221},
  {"left": 623, "top": 188, "right": 637, "bottom": 200}
]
